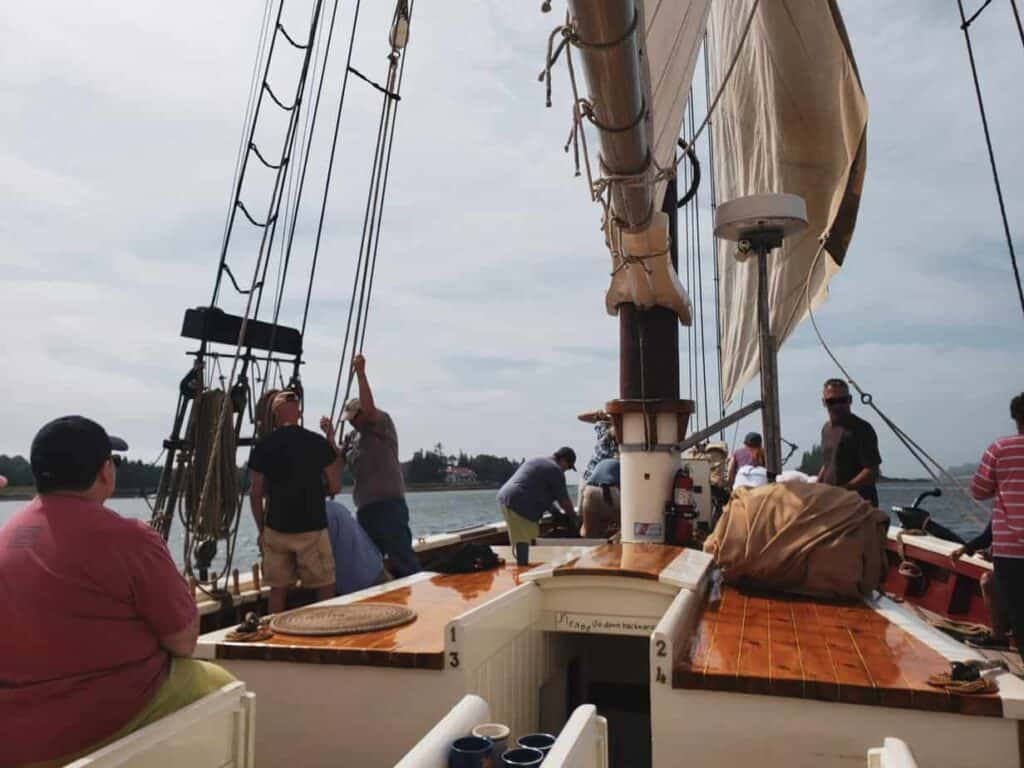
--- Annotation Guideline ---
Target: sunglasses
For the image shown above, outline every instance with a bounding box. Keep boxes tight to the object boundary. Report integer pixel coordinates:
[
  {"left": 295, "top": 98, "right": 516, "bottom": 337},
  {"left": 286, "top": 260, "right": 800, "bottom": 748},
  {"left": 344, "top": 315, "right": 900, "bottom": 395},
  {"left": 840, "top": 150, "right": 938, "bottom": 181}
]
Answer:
[
  {"left": 824, "top": 396, "right": 852, "bottom": 407},
  {"left": 110, "top": 455, "right": 123, "bottom": 467}
]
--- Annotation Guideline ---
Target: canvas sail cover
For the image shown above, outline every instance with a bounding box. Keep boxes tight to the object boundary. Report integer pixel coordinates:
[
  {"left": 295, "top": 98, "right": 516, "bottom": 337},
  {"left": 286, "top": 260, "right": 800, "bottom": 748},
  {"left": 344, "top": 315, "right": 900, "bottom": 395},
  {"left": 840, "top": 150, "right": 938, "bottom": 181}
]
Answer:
[
  {"left": 708, "top": 0, "right": 868, "bottom": 404},
  {"left": 576, "top": 0, "right": 710, "bottom": 324}
]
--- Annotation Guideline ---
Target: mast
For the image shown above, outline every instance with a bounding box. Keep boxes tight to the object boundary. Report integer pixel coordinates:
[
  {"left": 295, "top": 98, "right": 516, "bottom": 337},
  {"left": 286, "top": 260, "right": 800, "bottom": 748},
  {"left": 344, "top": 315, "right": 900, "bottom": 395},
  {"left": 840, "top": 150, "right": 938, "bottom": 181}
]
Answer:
[{"left": 567, "top": 0, "right": 695, "bottom": 543}]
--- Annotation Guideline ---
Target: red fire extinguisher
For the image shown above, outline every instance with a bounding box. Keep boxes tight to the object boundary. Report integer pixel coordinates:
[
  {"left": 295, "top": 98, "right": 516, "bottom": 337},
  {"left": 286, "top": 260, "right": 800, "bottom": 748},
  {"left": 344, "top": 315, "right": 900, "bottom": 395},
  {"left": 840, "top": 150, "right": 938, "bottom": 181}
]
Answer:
[{"left": 666, "top": 467, "right": 697, "bottom": 546}]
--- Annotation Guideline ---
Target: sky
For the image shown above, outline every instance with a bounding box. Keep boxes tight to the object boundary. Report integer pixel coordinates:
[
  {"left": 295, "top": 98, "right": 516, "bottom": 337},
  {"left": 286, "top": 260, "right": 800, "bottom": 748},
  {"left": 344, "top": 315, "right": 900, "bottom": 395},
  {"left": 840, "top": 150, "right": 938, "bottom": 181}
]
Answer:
[{"left": 1, "top": 0, "right": 1021, "bottom": 479}]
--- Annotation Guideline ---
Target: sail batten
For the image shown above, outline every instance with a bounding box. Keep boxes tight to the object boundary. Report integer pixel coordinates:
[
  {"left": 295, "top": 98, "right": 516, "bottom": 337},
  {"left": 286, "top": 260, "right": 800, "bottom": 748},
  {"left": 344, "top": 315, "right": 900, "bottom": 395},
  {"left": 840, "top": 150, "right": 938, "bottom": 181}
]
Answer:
[{"left": 708, "top": 0, "right": 868, "bottom": 404}]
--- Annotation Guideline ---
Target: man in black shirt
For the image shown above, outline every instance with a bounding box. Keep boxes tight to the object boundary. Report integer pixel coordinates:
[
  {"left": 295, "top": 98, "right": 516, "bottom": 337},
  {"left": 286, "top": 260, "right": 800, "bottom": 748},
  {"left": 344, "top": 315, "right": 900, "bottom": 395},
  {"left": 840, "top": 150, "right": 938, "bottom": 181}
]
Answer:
[
  {"left": 249, "top": 390, "right": 343, "bottom": 613},
  {"left": 817, "top": 378, "right": 882, "bottom": 506}
]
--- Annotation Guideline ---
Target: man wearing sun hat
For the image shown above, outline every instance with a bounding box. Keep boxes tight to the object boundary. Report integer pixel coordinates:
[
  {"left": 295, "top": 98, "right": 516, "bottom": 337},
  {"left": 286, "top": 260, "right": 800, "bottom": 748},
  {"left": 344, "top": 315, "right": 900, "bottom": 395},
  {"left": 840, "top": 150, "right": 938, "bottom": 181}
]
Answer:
[
  {"left": 339, "top": 354, "right": 421, "bottom": 577},
  {"left": 249, "top": 389, "right": 343, "bottom": 613},
  {"left": 0, "top": 416, "right": 234, "bottom": 766}
]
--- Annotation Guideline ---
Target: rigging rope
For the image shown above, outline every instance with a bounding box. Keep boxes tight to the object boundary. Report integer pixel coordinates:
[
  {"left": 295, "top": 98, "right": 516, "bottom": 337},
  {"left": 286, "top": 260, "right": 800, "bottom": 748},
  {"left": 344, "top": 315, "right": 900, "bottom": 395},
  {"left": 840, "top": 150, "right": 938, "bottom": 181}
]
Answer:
[
  {"left": 300, "top": 0, "right": 365, "bottom": 344},
  {"left": 677, "top": 0, "right": 760, "bottom": 159},
  {"left": 956, "top": 0, "right": 1024, "bottom": 318},
  {"left": 702, "top": 34, "right": 726, "bottom": 436},
  {"left": 1012, "top": 0, "right": 1024, "bottom": 51},
  {"left": 190, "top": 0, "right": 330, "bottom": 585},
  {"left": 262, "top": 0, "right": 346, "bottom": 396},
  {"left": 803, "top": 237, "right": 989, "bottom": 528},
  {"left": 329, "top": 0, "right": 413, "bottom": 425},
  {"left": 688, "top": 91, "right": 711, "bottom": 432}
]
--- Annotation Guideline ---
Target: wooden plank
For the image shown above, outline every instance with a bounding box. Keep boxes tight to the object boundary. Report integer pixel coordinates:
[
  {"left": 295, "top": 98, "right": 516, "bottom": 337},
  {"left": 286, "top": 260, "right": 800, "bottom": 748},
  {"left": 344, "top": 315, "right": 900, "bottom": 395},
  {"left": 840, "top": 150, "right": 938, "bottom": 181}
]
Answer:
[
  {"left": 215, "top": 566, "right": 530, "bottom": 668},
  {"left": 553, "top": 542, "right": 684, "bottom": 580},
  {"left": 673, "top": 585, "right": 1000, "bottom": 717}
]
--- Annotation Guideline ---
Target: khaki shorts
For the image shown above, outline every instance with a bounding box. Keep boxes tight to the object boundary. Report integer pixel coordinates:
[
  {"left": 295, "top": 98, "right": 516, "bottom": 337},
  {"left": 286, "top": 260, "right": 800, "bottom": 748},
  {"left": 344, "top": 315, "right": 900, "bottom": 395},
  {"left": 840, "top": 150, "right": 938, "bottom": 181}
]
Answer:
[
  {"left": 262, "top": 527, "right": 335, "bottom": 589},
  {"left": 500, "top": 505, "right": 540, "bottom": 547}
]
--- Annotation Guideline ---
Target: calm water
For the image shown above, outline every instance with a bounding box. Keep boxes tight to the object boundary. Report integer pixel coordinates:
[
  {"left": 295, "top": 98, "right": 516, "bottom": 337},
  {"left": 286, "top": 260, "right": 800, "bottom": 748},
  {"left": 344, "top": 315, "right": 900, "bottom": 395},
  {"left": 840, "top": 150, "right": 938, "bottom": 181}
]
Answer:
[{"left": 0, "top": 482, "right": 985, "bottom": 573}]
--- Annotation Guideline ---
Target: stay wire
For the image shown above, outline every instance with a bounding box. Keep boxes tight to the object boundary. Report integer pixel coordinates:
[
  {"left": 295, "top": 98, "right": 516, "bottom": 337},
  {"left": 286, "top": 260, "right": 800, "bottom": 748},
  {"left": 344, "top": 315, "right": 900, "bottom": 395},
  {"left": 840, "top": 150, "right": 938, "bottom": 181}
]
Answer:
[
  {"left": 329, "top": 0, "right": 412, "bottom": 424},
  {"left": 211, "top": 0, "right": 288, "bottom": 309},
  {"left": 803, "top": 238, "right": 989, "bottom": 528},
  {"left": 215, "top": 0, "right": 275, "bottom": 311},
  {"left": 190, "top": 0, "right": 330, "bottom": 582},
  {"left": 1012, "top": 0, "right": 1024, "bottom": 52},
  {"left": 330, "top": 61, "right": 394, "bottom": 423},
  {"left": 690, "top": 89, "right": 711, "bottom": 433},
  {"left": 300, "top": 0, "right": 365, "bottom": 344},
  {"left": 703, "top": 35, "right": 726, "bottom": 436},
  {"left": 957, "top": 0, "right": 1024, "bottom": 318},
  {"left": 261, "top": 0, "right": 346, "bottom": 395},
  {"left": 356, "top": 16, "right": 412, "bottom": 357}
]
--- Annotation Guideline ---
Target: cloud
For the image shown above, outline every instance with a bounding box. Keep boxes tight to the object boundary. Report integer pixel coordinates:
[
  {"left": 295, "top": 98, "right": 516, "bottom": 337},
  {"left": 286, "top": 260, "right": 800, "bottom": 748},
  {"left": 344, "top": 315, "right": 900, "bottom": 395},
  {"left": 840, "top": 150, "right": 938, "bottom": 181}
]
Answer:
[{"left": 1, "top": 0, "right": 1022, "bottom": 485}]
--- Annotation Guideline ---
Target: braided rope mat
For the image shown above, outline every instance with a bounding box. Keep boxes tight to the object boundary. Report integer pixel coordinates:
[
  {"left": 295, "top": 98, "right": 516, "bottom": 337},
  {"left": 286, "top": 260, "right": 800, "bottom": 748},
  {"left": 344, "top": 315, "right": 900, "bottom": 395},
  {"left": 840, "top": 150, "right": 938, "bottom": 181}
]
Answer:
[{"left": 270, "top": 603, "right": 417, "bottom": 636}]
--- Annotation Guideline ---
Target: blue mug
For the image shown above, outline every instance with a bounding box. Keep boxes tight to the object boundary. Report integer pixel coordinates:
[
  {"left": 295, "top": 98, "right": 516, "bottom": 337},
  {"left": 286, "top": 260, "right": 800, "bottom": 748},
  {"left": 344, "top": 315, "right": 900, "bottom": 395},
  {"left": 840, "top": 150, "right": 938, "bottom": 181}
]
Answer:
[
  {"left": 450, "top": 735, "right": 493, "bottom": 768},
  {"left": 517, "top": 733, "right": 556, "bottom": 755},
  {"left": 501, "top": 747, "right": 545, "bottom": 767}
]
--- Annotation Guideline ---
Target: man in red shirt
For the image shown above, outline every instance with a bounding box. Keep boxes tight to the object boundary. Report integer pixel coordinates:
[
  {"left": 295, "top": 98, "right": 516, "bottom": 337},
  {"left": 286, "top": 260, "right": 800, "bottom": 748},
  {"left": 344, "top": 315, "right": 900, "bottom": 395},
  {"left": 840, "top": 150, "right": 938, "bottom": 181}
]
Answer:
[
  {"left": 0, "top": 416, "right": 233, "bottom": 766},
  {"left": 966, "top": 393, "right": 1024, "bottom": 661}
]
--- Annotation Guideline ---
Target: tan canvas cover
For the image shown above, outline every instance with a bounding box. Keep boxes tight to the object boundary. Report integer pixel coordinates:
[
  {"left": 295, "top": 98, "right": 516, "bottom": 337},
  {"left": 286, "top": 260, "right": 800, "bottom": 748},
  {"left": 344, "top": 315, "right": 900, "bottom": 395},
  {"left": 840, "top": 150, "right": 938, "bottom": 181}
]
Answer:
[
  {"left": 703, "top": 482, "right": 889, "bottom": 600},
  {"left": 603, "top": 0, "right": 711, "bottom": 324},
  {"left": 708, "top": 0, "right": 868, "bottom": 403}
]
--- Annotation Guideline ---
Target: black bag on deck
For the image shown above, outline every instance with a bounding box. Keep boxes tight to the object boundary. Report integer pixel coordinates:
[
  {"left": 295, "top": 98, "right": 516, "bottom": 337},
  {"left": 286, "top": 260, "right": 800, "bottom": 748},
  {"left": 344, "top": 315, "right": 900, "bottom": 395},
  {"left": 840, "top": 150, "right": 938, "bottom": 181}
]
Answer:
[{"left": 427, "top": 543, "right": 501, "bottom": 574}]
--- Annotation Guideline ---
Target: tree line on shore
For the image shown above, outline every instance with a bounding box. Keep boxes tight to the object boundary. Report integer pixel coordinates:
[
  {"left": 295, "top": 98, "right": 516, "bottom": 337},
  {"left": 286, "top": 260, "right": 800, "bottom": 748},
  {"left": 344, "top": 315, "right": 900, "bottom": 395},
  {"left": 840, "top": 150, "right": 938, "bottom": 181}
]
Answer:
[{"left": 0, "top": 444, "right": 523, "bottom": 494}]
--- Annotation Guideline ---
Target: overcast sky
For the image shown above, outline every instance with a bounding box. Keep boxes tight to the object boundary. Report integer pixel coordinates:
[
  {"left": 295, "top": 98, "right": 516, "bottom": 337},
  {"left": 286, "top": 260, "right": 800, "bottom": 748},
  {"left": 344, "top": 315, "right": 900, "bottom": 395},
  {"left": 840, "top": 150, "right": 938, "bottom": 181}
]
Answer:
[{"left": 1, "top": 0, "right": 1021, "bottom": 478}]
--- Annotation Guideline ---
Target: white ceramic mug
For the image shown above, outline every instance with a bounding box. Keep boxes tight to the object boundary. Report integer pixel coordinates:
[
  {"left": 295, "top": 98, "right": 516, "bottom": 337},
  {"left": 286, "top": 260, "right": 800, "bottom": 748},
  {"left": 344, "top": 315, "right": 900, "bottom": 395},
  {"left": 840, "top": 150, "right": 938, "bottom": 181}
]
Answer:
[{"left": 472, "top": 723, "right": 510, "bottom": 756}]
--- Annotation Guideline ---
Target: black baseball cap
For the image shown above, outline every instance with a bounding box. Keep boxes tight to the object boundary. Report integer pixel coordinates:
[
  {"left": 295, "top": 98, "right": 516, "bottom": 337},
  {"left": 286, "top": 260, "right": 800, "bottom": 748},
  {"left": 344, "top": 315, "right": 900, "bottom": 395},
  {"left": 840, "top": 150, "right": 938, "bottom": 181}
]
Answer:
[
  {"left": 31, "top": 416, "right": 128, "bottom": 493},
  {"left": 744, "top": 432, "right": 762, "bottom": 447},
  {"left": 554, "top": 446, "right": 577, "bottom": 471}
]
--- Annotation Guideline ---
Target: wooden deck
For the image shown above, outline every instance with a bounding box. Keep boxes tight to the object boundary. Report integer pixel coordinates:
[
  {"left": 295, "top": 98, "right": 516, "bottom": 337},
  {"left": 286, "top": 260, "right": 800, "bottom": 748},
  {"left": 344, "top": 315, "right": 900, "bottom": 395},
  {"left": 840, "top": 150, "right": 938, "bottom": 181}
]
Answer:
[
  {"left": 674, "top": 585, "right": 1003, "bottom": 717},
  {"left": 553, "top": 542, "right": 684, "bottom": 580},
  {"left": 212, "top": 566, "right": 531, "bottom": 670}
]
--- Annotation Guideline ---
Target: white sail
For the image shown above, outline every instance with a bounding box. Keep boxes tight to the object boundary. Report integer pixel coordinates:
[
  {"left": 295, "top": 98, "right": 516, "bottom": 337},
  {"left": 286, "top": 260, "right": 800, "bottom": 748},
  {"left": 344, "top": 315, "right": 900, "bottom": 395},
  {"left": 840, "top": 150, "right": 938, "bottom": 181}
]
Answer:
[
  {"left": 643, "top": 0, "right": 713, "bottom": 209},
  {"left": 708, "top": 0, "right": 868, "bottom": 404}
]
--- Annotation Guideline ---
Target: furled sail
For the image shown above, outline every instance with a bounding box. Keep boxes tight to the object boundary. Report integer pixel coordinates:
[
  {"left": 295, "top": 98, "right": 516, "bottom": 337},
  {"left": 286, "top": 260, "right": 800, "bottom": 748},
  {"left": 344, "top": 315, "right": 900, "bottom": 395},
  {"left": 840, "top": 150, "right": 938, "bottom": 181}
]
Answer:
[
  {"left": 566, "top": 0, "right": 711, "bottom": 325},
  {"left": 709, "top": 0, "right": 868, "bottom": 404}
]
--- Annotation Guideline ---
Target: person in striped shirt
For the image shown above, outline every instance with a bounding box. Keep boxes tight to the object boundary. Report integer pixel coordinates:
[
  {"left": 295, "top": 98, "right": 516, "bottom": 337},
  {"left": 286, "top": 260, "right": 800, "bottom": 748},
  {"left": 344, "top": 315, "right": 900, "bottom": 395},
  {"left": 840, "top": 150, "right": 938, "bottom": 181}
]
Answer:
[{"left": 965, "top": 392, "right": 1024, "bottom": 660}]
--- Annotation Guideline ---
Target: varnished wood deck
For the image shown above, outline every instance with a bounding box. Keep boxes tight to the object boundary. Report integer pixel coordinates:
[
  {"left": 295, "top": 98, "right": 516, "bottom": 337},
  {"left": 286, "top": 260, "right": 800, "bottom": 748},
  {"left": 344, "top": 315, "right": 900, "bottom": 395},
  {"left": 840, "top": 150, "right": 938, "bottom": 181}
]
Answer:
[
  {"left": 213, "top": 566, "right": 531, "bottom": 670},
  {"left": 674, "top": 585, "right": 1003, "bottom": 717},
  {"left": 553, "top": 542, "right": 684, "bottom": 580}
]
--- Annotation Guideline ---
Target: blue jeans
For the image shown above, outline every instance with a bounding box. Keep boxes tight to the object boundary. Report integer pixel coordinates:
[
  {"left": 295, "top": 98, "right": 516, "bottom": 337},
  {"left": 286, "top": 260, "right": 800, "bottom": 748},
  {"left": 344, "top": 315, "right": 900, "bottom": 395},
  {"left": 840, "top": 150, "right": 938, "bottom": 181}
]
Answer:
[{"left": 357, "top": 498, "right": 421, "bottom": 578}]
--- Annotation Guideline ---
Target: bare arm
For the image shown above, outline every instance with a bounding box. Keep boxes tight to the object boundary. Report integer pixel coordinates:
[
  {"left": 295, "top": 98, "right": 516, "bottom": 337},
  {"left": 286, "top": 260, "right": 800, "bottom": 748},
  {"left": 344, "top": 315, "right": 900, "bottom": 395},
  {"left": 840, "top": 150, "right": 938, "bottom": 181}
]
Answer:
[
  {"left": 250, "top": 470, "right": 266, "bottom": 534},
  {"left": 352, "top": 354, "right": 378, "bottom": 421},
  {"left": 844, "top": 466, "right": 878, "bottom": 491},
  {"left": 160, "top": 612, "right": 199, "bottom": 658},
  {"left": 727, "top": 457, "right": 738, "bottom": 486},
  {"left": 320, "top": 416, "right": 343, "bottom": 495}
]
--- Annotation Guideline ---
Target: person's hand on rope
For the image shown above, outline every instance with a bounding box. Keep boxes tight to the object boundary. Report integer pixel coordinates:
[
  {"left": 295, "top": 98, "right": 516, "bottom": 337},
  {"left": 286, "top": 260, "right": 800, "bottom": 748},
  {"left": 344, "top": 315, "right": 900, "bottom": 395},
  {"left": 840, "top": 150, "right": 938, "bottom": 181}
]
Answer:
[
  {"left": 352, "top": 354, "right": 366, "bottom": 376},
  {"left": 320, "top": 415, "right": 337, "bottom": 446}
]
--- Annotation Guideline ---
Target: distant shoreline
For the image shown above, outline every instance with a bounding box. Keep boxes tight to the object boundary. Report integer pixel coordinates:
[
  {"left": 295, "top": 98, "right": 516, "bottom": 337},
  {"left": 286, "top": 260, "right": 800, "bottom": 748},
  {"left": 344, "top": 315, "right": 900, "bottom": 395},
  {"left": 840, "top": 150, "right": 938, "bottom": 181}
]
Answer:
[{"left": 0, "top": 481, "right": 504, "bottom": 501}]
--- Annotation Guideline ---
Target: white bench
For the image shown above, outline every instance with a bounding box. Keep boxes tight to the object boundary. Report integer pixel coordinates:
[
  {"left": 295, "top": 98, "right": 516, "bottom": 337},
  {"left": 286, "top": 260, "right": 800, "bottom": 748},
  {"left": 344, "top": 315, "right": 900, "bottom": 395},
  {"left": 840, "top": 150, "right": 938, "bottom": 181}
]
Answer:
[
  {"left": 543, "top": 704, "right": 608, "bottom": 768},
  {"left": 867, "top": 738, "right": 919, "bottom": 768},
  {"left": 66, "top": 681, "right": 255, "bottom": 768}
]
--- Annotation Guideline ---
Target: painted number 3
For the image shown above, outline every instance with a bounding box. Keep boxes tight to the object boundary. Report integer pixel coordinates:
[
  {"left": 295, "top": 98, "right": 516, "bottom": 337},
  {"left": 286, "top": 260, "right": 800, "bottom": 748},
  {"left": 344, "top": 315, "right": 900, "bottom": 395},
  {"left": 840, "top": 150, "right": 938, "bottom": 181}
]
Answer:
[{"left": 449, "top": 652, "right": 460, "bottom": 668}]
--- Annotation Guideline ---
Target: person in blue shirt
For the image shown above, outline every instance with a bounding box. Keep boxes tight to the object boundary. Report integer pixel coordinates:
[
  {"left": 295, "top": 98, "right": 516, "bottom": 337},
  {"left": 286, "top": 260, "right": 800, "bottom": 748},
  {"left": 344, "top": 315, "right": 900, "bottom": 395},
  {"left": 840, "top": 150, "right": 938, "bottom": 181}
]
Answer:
[{"left": 324, "top": 499, "right": 388, "bottom": 594}]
